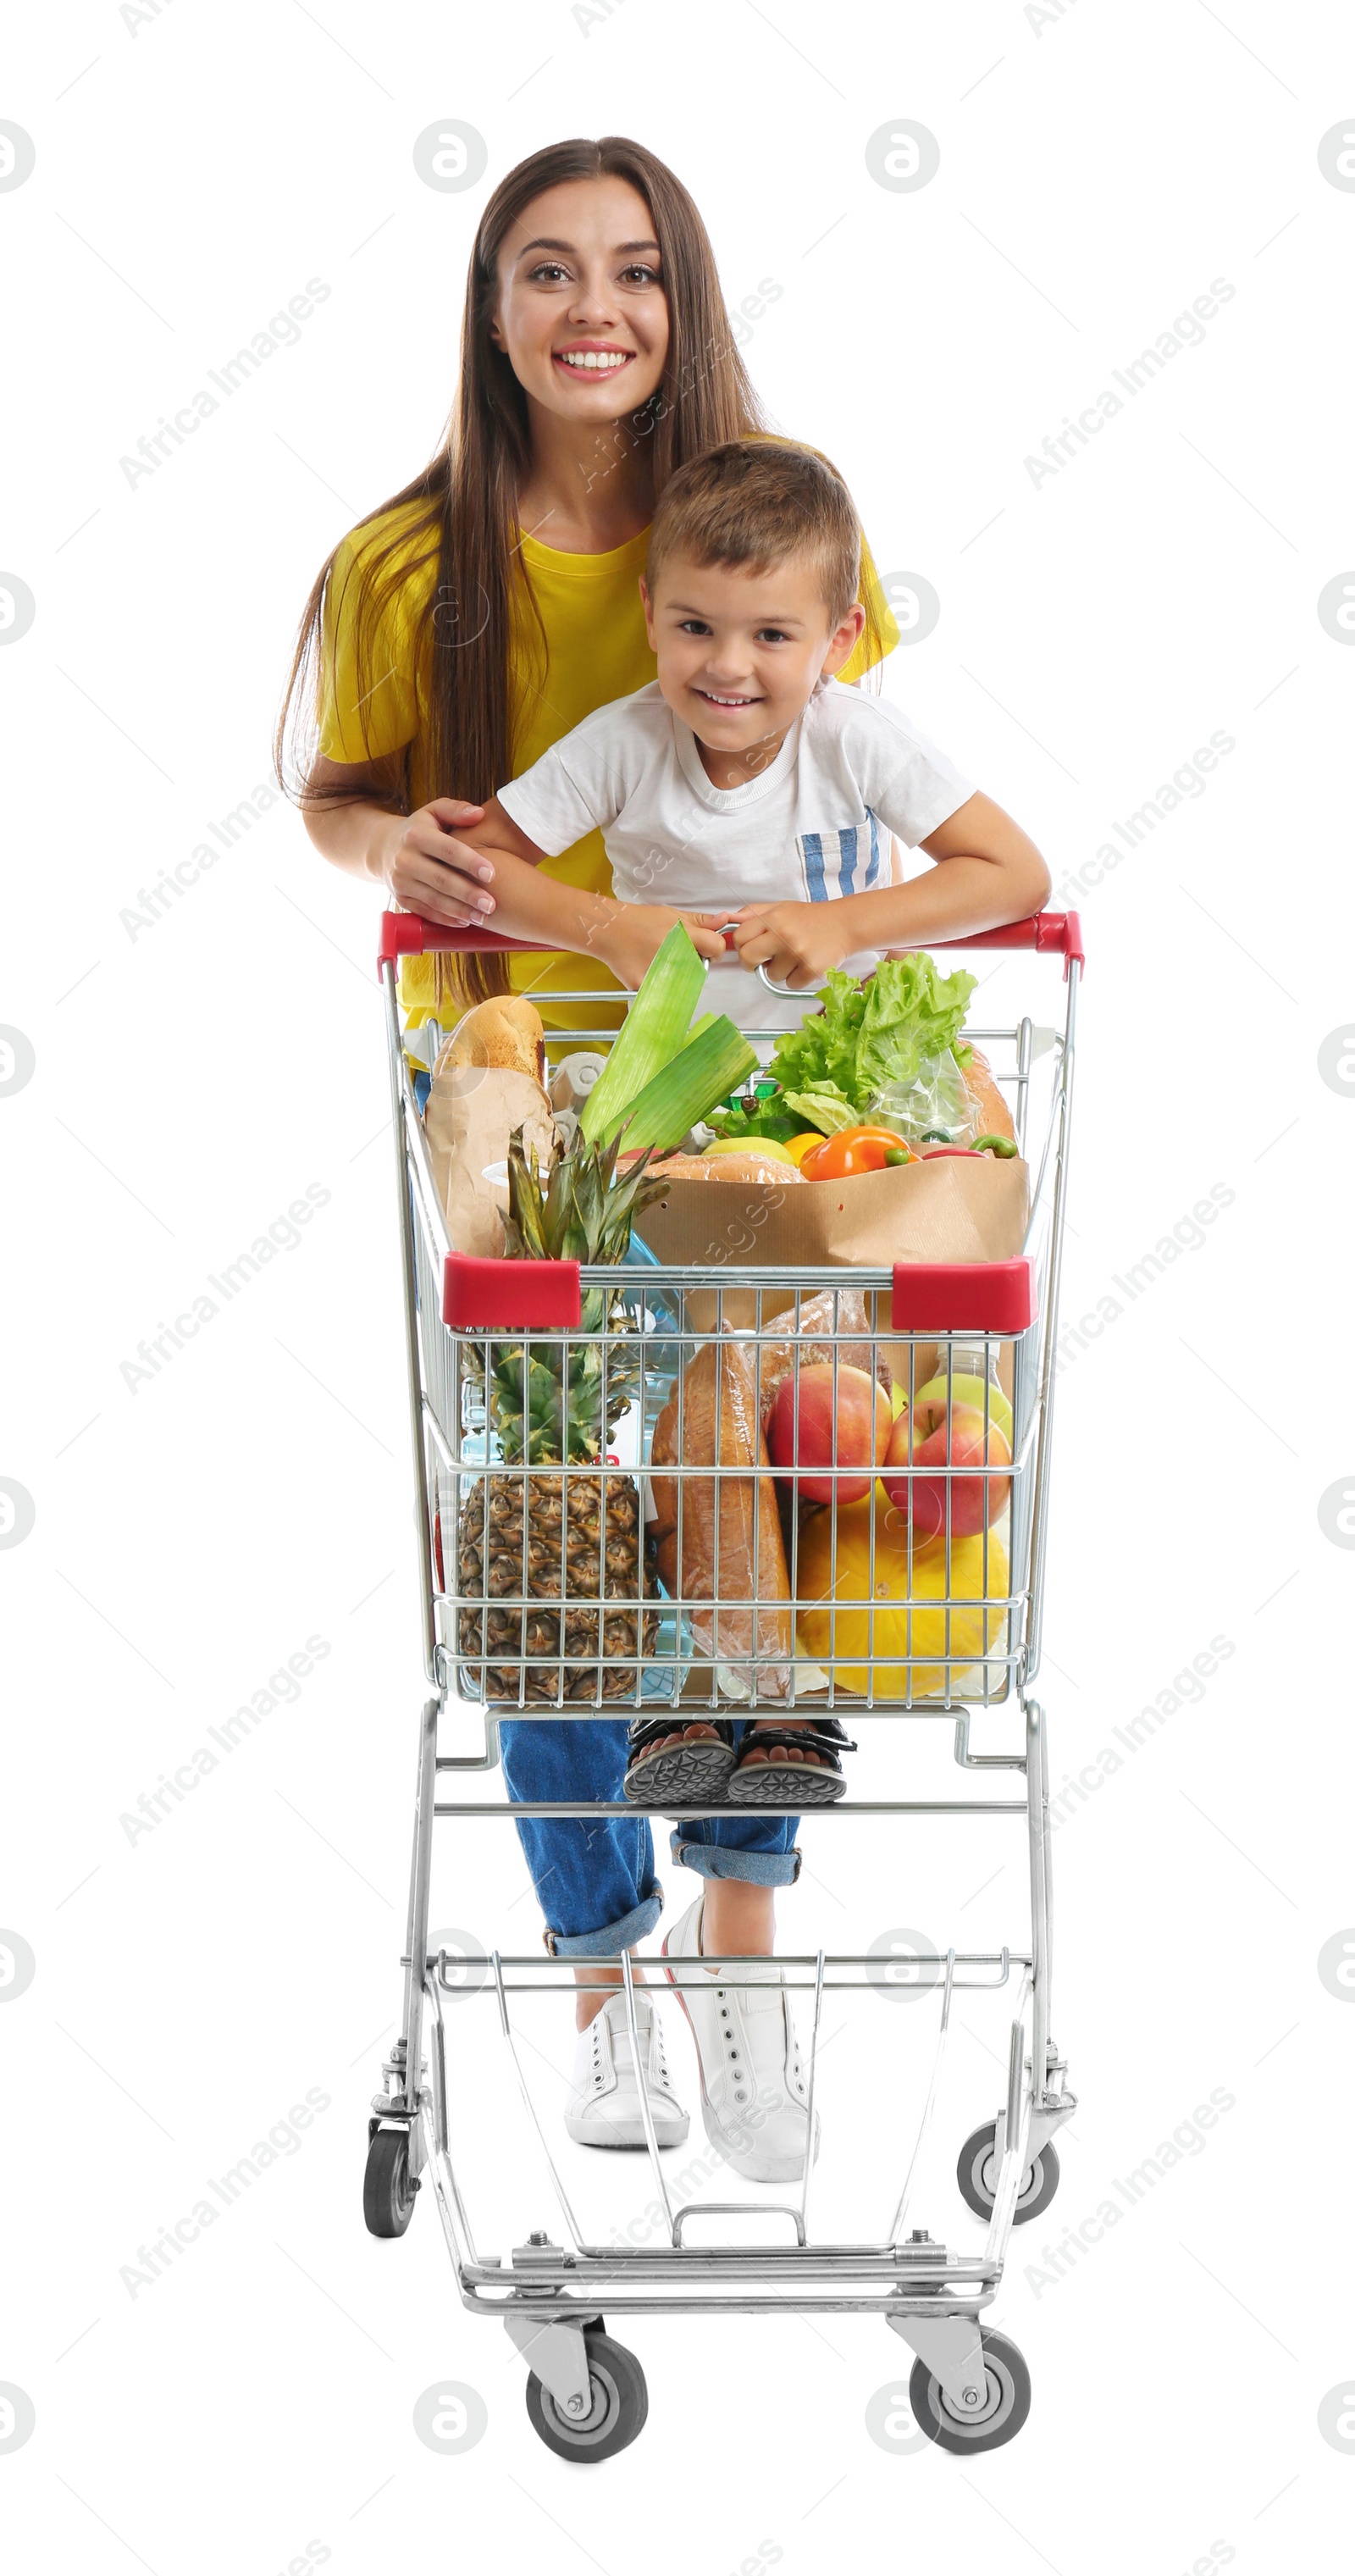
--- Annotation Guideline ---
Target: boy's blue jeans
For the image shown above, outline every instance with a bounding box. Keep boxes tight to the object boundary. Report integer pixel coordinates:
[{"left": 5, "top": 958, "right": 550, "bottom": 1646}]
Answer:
[{"left": 500, "top": 1717, "right": 802, "bottom": 1956}]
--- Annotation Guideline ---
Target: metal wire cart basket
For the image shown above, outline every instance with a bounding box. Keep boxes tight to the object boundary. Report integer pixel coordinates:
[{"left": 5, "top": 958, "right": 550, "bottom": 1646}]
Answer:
[{"left": 364, "top": 908, "right": 1084, "bottom": 2460}]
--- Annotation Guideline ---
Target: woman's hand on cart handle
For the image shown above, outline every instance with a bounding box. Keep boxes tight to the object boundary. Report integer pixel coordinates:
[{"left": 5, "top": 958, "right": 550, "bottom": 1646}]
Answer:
[{"left": 379, "top": 799, "right": 498, "bottom": 928}]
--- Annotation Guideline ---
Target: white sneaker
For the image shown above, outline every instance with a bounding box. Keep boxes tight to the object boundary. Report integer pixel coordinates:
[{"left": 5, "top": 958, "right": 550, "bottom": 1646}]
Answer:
[
  {"left": 563, "top": 1989, "right": 689, "bottom": 2149},
  {"left": 661, "top": 1896, "right": 819, "bottom": 2184}
]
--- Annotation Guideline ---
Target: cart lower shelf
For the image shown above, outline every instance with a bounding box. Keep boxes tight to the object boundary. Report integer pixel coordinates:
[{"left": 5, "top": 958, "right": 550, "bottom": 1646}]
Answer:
[{"left": 359, "top": 1691, "right": 1076, "bottom": 2460}]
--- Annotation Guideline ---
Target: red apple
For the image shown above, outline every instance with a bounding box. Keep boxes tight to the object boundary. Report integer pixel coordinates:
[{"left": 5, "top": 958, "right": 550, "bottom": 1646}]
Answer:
[
  {"left": 767, "top": 1363, "right": 893, "bottom": 1506},
  {"left": 881, "top": 1400, "right": 1012, "bottom": 1537}
]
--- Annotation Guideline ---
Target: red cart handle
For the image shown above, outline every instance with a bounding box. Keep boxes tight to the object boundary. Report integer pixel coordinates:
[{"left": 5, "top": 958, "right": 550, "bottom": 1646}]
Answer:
[
  {"left": 933, "top": 909, "right": 1084, "bottom": 977},
  {"left": 379, "top": 914, "right": 544, "bottom": 971},
  {"left": 379, "top": 907, "right": 1085, "bottom": 978}
]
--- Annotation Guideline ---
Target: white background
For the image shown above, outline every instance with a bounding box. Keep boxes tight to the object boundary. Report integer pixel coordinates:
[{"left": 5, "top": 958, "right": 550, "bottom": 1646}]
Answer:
[{"left": 3, "top": 2, "right": 1353, "bottom": 2568}]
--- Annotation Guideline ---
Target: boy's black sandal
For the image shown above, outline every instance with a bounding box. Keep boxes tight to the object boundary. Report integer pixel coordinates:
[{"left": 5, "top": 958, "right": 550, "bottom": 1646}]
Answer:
[
  {"left": 726, "top": 1716, "right": 857, "bottom": 1807},
  {"left": 622, "top": 1715, "right": 737, "bottom": 1807}
]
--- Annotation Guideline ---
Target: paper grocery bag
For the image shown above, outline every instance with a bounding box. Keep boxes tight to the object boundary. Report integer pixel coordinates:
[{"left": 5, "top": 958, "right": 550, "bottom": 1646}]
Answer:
[
  {"left": 424, "top": 1063, "right": 557, "bottom": 1258},
  {"left": 639, "top": 1151, "right": 1030, "bottom": 1334}
]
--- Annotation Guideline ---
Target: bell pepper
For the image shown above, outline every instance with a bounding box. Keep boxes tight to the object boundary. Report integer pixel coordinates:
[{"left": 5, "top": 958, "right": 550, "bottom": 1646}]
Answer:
[{"left": 799, "top": 1125, "right": 915, "bottom": 1180}]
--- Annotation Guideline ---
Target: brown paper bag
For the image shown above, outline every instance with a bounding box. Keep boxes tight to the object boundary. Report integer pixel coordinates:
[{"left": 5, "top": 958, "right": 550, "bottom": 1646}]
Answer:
[
  {"left": 639, "top": 1152, "right": 1029, "bottom": 1338},
  {"left": 424, "top": 1064, "right": 557, "bottom": 1258}
]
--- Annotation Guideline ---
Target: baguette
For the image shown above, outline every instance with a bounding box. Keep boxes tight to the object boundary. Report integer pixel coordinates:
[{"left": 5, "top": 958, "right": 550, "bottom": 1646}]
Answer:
[
  {"left": 650, "top": 1330, "right": 792, "bottom": 1698},
  {"left": 962, "top": 1045, "right": 1014, "bottom": 1141}
]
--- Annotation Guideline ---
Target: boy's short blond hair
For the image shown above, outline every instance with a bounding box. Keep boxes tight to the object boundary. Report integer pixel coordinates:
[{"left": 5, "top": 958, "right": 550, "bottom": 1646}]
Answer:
[{"left": 646, "top": 439, "right": 862, "bottom": 629}]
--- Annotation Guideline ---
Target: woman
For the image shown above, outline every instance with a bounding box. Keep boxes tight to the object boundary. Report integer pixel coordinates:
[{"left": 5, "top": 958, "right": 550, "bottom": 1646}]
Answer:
[{"left": 279, "top": 137, "right": 902, "bottom": 2182}]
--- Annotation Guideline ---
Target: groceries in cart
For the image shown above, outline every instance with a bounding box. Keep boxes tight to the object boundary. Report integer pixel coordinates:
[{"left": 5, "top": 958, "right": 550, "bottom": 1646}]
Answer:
[
  {"left": 705, "top": 949, "right": 1015, "bottom": 1152},
  {"left": 430, "top": 928, "right": 1030, "bottom": 1719},
  {"left": 423, "top": 927, "right": 1023, "bottom": 1257}
]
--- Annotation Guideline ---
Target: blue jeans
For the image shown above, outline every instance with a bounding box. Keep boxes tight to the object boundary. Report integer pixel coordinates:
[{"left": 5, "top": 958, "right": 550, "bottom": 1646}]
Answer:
[{"left": 500, "top": 1718, "right": 801, "bottom": 1956}]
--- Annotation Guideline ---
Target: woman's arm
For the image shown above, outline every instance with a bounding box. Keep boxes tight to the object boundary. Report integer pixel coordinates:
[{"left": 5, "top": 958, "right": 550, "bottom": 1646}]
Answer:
[
  {"left": 727, "top": 791, "right": 1052, "bottom": 989},
  {"left": 302, "top": 751, "right": 498, "bottom": 928},
  {"left": 304, "top": 752, "right": 725, "bottom": 973}
]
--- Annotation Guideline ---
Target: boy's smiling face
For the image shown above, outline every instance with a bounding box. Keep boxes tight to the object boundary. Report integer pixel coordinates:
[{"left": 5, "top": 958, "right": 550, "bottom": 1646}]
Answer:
[{"left": 640, "top": 554, "right": 866, "bottom": 784}]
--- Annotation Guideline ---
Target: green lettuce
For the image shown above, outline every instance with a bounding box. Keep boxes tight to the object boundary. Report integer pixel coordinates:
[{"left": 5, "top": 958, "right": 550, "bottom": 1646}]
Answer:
[
  {"left": 766, "top": 956, "right": 976, "bottom": 1114},
  {"left": 779, "top": 1084, "right": 857, "bottom": 1135}
]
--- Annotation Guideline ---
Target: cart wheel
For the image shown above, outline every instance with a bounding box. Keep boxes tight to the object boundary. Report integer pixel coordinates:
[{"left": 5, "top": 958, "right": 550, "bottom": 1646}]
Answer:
[
  {"left": 524, "top": 2329, "right": 648, "bottom": 2462},
  {"left": 909, "top": 2329, "right": 1031, "bottom": 2455},
  {"left": 363, "top": 2126, "right": 418, "bottom": 2239},
  {"left": 956, "top": 2120, "right": 1059, "bottom": 2225}
]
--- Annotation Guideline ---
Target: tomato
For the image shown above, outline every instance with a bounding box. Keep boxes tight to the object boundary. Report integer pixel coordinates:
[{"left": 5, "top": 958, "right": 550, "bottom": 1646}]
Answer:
[{"left": 799, "top": 1126, "right": 915, "bottom": 1181}]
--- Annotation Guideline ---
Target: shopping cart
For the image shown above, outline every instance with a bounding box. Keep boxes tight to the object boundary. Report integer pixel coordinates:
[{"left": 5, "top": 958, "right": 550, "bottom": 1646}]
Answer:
[{"left": 364, "top": 908, "right": 1082, "bottom": 2461}]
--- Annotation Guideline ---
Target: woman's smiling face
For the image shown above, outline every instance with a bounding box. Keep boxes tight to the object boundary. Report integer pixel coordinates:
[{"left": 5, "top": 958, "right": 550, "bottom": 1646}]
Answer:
[{"left": 489, "top": 175, "right": 670, "bottom": 424}]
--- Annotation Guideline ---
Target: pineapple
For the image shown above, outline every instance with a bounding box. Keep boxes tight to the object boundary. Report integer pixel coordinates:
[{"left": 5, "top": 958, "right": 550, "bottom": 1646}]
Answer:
[{"left": 456, "top": 1131, "right": 667, "bottom": 1703}]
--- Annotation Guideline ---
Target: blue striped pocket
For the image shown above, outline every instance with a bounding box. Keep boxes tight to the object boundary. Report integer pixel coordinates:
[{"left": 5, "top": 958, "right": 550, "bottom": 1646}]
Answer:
[{"left": 797, "top": 821, "right": 874, "bottom": 900}]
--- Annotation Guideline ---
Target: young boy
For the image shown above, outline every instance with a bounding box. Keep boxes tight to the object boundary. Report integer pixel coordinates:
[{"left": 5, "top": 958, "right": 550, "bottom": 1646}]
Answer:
[{"left": 440, "top": 439, "right": 1050, "bottom": 1018}]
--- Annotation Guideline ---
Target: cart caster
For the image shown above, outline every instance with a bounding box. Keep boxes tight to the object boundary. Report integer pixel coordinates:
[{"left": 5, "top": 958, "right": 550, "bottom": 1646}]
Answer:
[
  {"left": 909, "top": 2329, "right": 1031, "bottom": 2454},
  {"left": 363, "top": 2126, "right": 418, "bottom": 2239},
  {"left": 956, "top": 2120, "right": 1059, "bottom": 2225},
  {"left": 524, "top": 2328, "right": 648, "bottom": 2462}
]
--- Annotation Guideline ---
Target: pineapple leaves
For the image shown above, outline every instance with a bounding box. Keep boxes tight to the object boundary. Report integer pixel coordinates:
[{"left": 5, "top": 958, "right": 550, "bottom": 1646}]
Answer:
[
  {"left": 502, "top": 1125, "right": 667, "bottom": 1270},
  {"left": 490, "top": 1127, "right": 658, "bottom": 1470},
  {"left": 503, "top": 1127, "right": 551, "bottom": 1260}
]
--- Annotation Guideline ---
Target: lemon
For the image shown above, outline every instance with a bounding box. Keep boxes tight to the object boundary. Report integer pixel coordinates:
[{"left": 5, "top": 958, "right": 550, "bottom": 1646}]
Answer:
[
  {"left": 783, "top": 1132, "right": 830, "bottom": 1168},
  {"left": 702, "top": 1135, "right": 799, "bottom": 1168}
]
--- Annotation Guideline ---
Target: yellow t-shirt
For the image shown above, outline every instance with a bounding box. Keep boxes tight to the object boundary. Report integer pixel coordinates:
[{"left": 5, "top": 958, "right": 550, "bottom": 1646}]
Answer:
[{"left": 317, "top": 496, "right": 899, "bottom": 1030}]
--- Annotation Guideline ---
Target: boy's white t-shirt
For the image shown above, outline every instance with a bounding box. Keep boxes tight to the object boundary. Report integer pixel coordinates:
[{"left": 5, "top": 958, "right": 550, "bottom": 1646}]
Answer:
[{"left": 496, "top": 678, "right": 975, "bottom": 1032}]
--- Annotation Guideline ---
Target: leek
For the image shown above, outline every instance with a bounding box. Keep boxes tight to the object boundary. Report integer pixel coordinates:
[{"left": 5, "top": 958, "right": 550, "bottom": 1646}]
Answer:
[
  {"left": 578, "top": 924, "right": 706, "bottom": 1145},
  {"left": 608, "top": 1017, "right": 758, "bottom": 1155}
]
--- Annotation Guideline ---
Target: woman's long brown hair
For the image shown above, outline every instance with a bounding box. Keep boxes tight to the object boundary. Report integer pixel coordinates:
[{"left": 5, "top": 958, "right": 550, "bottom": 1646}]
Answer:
[{"left": 275, "top": 136, "right": 777, "bottom": 1010}]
